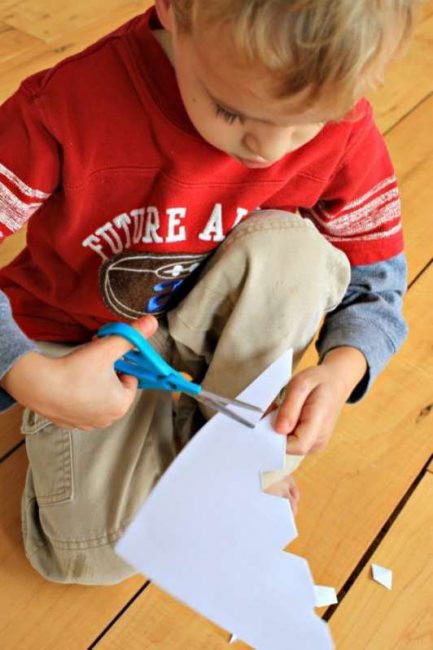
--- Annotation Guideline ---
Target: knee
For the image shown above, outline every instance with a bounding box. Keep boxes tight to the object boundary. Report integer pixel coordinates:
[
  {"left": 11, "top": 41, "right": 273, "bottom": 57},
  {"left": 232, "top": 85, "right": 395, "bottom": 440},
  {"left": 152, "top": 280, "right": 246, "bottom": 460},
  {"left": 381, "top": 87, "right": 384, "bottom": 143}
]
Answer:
[
  {"left": 225, "top": 209, "right": 349, "bottom": 278},
  {"left": 212, "top": 209, "right": 351, "bottom": 313},
  {"left": 224, "top": 209, "right": 328, "bottom": 260},
  {"left": 26, "top": 541, "right": 136, "bottom": 586},
  {"left": 22, "top": 491, "right": 136, "bottom": 586}
]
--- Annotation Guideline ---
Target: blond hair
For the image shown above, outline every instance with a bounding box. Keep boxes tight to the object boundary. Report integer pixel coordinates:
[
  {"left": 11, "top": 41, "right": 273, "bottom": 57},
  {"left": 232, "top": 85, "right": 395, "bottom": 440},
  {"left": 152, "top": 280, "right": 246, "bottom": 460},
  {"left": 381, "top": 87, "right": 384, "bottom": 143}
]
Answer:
[{"left": 173, "top": 0, "right": 420, "bottom": 115}]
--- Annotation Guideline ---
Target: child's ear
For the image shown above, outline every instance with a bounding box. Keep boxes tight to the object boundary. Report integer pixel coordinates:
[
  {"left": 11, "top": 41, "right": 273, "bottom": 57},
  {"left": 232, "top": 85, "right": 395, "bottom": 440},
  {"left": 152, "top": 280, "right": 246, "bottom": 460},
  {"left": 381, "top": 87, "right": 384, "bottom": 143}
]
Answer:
[{"left": 154, "top": 0, "right": 176, "bottom": 33}]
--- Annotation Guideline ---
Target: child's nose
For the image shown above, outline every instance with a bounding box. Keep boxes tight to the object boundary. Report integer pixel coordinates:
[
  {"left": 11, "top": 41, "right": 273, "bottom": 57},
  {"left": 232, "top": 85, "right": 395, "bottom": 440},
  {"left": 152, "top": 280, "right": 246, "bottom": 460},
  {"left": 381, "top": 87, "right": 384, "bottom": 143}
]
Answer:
[{"left": 242, "top": 128, "right": 292, "bottom": 163}]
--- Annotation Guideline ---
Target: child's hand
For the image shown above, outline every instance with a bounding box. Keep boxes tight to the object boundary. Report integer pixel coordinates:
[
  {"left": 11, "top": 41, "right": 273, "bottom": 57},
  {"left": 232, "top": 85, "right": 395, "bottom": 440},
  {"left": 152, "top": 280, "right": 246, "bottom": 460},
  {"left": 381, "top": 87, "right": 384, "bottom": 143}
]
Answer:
[
  {"left": 274, "top": 347, "right": 367, "bottom": 454},
  {"left": 1, "top": 315, "right": 158, "bottom": 431}
]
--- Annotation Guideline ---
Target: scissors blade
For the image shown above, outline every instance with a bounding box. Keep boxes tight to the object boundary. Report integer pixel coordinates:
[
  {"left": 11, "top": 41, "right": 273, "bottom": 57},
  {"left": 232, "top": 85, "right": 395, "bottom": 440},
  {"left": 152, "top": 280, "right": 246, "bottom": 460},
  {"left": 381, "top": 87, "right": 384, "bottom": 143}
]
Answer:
[
  {"left": 200, "top": 390, "right": 262, "bottom": 414},
  {"left": 195, "top": 395, "right": 255, "bottom": 428},
  {"left": 197, "top": 390, "right": 262, "bottom": 428}
]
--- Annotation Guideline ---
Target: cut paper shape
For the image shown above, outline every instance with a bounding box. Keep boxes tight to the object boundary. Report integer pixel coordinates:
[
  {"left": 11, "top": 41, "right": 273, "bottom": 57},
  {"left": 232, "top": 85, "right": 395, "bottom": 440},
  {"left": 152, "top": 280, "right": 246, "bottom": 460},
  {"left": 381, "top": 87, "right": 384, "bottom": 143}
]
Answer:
[
  {"left": 229, "top": 634, "right": 238, "bottom": 644},
  {"left": 261, "top": 454, "right": 304, "bottom": 495},
  {"left": 116, "top": 350, "right": 334, "bottom": 650},
  {"left": 371, "top": 563, "right": 393, "bottom": 590},
  {"left": 314, "top": 585, "right": 338, "bottom": 607}
]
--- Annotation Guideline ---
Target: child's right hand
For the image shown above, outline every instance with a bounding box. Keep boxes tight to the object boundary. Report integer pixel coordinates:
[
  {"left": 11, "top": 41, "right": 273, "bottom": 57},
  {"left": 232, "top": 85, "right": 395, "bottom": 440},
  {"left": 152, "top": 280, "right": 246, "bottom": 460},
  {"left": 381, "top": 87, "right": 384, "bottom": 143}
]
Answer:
[{"left": 0, "top": 315, "right": 158, "bottom": 431}]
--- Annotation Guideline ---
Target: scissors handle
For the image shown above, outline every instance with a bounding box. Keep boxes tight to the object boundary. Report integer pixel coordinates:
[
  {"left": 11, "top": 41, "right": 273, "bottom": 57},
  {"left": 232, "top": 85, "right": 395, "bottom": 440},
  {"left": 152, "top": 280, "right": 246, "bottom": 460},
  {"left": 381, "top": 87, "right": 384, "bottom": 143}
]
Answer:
[{"left": 98, "top": 323, "right": 201, "bottom": 395}]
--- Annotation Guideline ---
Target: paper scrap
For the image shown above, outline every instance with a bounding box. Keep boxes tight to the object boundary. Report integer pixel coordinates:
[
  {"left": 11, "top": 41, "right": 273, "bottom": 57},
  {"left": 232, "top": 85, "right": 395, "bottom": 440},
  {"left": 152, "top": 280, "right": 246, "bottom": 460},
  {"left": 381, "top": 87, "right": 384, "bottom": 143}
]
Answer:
[
  {"left": 371, "top": 563, "right": 393, "bottom": 590},
  {"left": 229, "top": 634, "right": 238, "bottom": 644},
  {"left": 261, "top": 454, "right": 304, "bottom": 494},
  {"left": 314, "top": 585, "right": 338, "bottom": 607},
  {"left": 116, "top": 350, "right": 334, "bottom": 650}
]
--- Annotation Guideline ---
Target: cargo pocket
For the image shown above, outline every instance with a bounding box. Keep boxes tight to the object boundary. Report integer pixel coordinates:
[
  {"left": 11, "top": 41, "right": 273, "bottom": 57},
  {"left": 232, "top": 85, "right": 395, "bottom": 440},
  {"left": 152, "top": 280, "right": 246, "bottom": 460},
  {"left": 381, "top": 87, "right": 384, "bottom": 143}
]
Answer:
[{"left": 21, "top": 409, "right": 74, "bottom": 506}]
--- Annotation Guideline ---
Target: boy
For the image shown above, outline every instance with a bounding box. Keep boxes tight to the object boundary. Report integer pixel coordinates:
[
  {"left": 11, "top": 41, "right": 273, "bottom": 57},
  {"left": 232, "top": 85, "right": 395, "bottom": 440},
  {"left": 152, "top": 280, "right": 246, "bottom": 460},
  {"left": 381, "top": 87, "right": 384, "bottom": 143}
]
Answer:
[{"left": 0, "top": 0, "right": 415, "bottom": 584}]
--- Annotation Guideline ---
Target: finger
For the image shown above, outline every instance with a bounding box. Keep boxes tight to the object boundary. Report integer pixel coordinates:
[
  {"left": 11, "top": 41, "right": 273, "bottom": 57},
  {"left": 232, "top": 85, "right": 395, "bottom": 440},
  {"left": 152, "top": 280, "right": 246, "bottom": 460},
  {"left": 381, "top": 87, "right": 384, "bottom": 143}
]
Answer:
[
  {"left": 288, "top": 478, "right": 301, "bottom": 516},
  {"left": 285, "top": 390, "right": 325, "bottom": 455},
  {"left": 96, "top": 315, "right": 159, "bottom": 361},
  {"left": 274, "top": 376, "right": 314, "bottom": 434},
  {"left": 289, "top": 478, "right": 301, "bottom": 505},
  {"left": 132, "top": 314, "right": 159, "bottom": 338},
  {"left": 286, "top": 415, "right": 326, "bottom": 455},
  {"left": 118, "top": 372, "right": 139, "bottom": 392},
  {"left": 263, "top": 474, "right": 299, "bottom": 503},
  {"left": 307, "top": 439, "right": 328, "bottom": 453},
  {"left": 117, "top": 372, "right": 140, "bottom": 405}
]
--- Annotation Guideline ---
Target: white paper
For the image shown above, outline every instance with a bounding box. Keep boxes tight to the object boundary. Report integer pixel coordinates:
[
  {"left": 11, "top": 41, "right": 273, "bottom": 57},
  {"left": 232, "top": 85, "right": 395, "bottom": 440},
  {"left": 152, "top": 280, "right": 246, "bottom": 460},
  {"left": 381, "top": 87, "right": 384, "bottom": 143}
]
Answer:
[
  {"left": 371, "top": 563, "right": 393, "bottom": 590},
  {"left": 229, "top": 634, "right": 238, "bottom": 644},
  {"left": 314, "top": 585, "right": 338, "bottom": 607},
  {"left": 116, "top": 351, "right": 334, "bottom": 650}
]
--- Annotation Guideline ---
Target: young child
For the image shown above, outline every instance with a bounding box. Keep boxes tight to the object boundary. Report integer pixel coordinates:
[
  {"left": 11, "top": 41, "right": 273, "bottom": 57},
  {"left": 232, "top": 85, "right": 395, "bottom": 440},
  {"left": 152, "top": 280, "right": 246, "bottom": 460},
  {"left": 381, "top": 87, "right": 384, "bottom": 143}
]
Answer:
[{"left": 0, "top": 0, "right": 415, "bottom": 584}]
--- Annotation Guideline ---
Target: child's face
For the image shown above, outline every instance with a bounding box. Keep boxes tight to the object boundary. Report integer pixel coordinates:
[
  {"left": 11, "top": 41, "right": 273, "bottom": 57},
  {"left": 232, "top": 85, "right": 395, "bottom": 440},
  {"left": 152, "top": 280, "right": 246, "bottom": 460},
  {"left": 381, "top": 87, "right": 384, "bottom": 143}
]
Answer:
[{"left": 157, "top": 15, "right": 336, "bottom": 168}]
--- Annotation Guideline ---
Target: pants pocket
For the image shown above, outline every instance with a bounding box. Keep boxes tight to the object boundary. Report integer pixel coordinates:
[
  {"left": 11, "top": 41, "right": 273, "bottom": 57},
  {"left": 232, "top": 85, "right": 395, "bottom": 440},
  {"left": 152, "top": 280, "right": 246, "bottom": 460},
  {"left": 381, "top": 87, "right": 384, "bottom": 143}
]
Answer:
[{"left": 21, "top": 409, "right": 74, "bottom": 506}]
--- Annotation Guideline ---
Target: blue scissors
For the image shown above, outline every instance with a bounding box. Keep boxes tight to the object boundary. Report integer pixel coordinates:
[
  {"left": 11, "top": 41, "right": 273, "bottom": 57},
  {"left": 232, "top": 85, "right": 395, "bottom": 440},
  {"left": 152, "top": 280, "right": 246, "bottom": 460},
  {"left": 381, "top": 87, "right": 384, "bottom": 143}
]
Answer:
[{"left": 97, "top": 322, "right": 262, "bottom": 428}]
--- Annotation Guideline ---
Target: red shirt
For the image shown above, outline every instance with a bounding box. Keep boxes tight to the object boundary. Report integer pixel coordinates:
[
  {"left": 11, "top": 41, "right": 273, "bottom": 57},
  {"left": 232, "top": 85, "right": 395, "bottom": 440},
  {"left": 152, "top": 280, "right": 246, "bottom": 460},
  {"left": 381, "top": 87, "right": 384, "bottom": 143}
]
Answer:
[{"left": 0, "top": 7, "right": 403, "bottom": 342}]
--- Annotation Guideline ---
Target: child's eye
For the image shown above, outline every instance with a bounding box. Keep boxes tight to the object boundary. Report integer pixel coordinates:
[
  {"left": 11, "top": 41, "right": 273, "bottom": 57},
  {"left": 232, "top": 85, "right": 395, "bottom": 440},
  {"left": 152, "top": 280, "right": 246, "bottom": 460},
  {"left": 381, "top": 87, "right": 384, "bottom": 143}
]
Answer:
[{"left": 215, "top": 104, "right": 243, "bottom": 125}]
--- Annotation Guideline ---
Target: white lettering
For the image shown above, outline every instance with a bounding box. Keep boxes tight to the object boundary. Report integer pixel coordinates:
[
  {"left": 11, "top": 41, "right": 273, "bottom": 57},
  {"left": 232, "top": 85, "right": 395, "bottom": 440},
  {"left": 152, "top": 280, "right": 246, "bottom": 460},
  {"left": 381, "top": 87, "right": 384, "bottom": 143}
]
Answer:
[
  {"left": 95, "top": 222, "right": 123, "bottom": 254},
  {"left": 82, "top": 203, "right": 252, "bottom": 260},
  {"left": 143, "top": 207, "right": 163, "bottom": 243},
  {"left": 166, "top": 207, "right": 186, "bottom": 243},
  {"left": 198, "top": 203, "right": 225, "bottom": 242},
  {"left": 114, "top": 213, "right": 132, "bottom": 249},
  {"left": 82, "top": 234, "right": 107, "bottom": 260},
  {"left": 131, "top": 208, "right": 145, "bottom": 244},
  {"left": 233, "top": 207, "right": 249, "bottom": 227}
]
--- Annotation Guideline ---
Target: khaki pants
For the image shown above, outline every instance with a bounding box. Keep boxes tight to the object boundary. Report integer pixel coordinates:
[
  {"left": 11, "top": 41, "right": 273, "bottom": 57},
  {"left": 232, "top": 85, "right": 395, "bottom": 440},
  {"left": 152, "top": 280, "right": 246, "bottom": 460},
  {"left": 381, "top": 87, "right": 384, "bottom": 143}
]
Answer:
[{"left": 21, "top": 211, "right": 350, "bottom": 585}]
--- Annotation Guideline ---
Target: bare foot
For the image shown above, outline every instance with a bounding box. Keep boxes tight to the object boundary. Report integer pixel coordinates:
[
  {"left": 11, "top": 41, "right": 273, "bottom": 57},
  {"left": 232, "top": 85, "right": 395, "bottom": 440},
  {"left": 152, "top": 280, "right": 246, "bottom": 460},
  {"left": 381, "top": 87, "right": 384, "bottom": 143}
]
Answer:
[{"left": 264, "top": 474, "right": 300, "bottom": 516}]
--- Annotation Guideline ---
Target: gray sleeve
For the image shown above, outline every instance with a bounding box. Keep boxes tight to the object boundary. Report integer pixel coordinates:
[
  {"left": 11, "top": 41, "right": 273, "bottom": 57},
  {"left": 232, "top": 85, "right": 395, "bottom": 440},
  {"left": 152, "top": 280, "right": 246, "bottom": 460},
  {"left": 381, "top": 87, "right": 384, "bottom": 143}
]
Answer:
[
  {"left": 0, "top": 290, "right": 38, "bottom": 411},
  {"left": 316, "top": 253, "right": 408, "bottom": 403}
]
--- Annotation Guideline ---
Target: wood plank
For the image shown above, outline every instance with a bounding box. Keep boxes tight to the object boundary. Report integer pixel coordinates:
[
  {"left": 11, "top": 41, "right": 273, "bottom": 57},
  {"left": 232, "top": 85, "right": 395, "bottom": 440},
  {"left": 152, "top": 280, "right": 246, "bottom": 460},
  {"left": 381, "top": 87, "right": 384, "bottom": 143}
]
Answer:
[
  {"left": 385, "top": 94, "right": 433, "bottom": 280},
  {"left": 0, "top": 404, "right": 22, "bottom": 458},
  {"left": 0, "top": 0, "right": 146, "bottom": 42},
  {"left": 0, "top": 22, "right": 43, "bottom": 62},
  {"left": 0, "top": 2, "right": 152, "bottom": 101},
  {"left": 288, "top": 264, "right": 433, "bottom": 589},
  {"left": 370, "top": 2, "right": 433, "bottom": 133},
  {"left": 0, "top": 445, "right": 147, "bottom": 650},
  {"left": 0, "top": 39, "right": 78, "bottom": 101},
  {"left": 97, "top": 584, "right": 229, "bottom": 650},
  {"left": 329, "top": 472, "right": 433, "bottom": 649},
  {"left": 0, "top": 229, "right": 26, "bottom": 266}
]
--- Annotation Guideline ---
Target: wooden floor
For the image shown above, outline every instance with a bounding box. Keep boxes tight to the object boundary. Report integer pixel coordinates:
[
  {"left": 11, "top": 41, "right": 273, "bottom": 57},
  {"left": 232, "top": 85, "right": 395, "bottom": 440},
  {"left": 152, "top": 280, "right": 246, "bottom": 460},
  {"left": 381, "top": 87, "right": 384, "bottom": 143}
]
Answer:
[{"left": 1, "top": 2, "right": 432, "bottom": 648}]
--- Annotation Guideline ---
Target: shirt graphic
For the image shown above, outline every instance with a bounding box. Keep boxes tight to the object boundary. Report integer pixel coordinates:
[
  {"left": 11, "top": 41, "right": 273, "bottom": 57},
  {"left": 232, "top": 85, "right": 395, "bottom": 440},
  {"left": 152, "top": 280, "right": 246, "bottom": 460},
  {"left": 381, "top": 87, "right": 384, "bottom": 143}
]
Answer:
[{"left": 99, "top": 251, "right": 207, "bottom": 318}]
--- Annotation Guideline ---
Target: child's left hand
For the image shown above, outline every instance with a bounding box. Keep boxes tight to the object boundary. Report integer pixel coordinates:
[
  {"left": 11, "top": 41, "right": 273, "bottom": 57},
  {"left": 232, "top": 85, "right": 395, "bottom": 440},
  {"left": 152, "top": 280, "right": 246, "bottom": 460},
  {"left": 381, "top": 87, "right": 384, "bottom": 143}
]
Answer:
[{"left": 274, "top": 347, "right": 368, "bottom": 454}]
